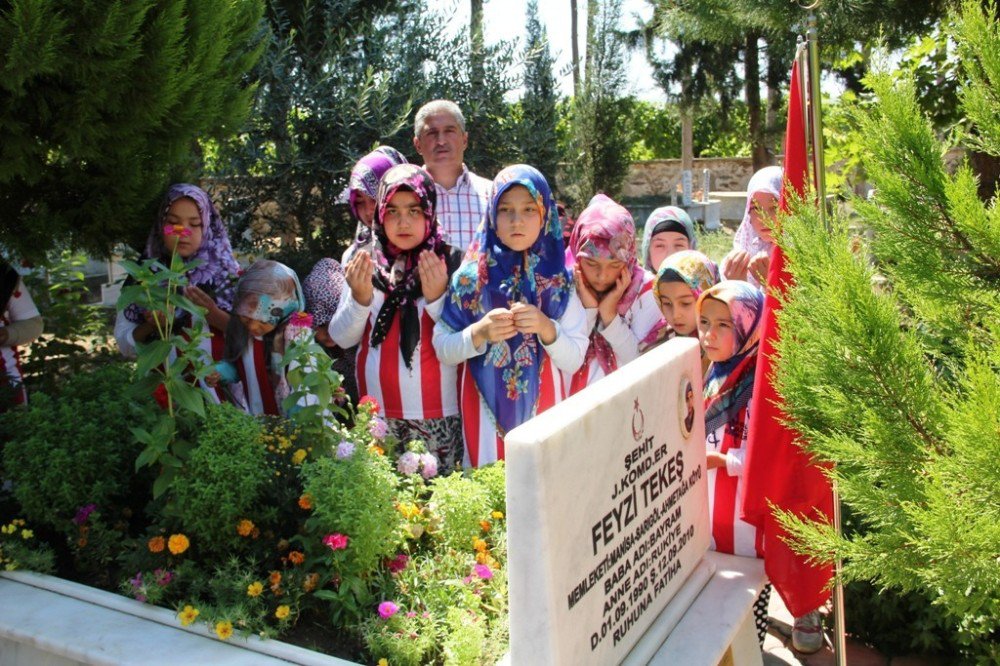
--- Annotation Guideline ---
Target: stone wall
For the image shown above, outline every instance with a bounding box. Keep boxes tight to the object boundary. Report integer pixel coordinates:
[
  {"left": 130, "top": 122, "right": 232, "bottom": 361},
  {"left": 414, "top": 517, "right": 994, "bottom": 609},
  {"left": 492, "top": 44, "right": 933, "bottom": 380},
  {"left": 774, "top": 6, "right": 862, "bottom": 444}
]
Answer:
[{"left": 621, "top": 157, "right": 759, "bottom": 201}]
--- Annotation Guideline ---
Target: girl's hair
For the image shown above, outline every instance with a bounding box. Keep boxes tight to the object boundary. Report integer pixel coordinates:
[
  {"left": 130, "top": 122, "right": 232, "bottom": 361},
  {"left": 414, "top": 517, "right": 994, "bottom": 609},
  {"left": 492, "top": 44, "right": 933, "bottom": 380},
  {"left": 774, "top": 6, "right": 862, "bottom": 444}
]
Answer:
[{"left": 224, "top": 260, "right": 304, "bottom": 365}]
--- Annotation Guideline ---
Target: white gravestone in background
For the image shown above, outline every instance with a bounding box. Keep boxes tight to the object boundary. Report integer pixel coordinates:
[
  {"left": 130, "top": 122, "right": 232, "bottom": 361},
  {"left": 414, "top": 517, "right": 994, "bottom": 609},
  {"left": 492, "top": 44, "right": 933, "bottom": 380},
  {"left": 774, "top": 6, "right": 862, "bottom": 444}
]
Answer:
[{"left": 506, "top": 338, "right": 711, "bottom": 665}]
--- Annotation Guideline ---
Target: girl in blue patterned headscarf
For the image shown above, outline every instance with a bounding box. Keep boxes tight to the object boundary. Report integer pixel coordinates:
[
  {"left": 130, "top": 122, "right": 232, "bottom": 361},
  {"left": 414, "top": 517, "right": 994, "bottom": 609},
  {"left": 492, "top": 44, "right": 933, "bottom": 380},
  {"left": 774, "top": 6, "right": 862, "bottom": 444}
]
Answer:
[{"left": 436, "top": 165, "right": 587, "bottom": 467}]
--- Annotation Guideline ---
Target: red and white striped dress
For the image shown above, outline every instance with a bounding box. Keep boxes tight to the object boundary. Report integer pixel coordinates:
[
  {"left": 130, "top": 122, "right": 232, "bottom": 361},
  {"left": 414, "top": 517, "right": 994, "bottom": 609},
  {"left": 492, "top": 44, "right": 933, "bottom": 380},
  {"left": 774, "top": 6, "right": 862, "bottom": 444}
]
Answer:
[
  {"left": 1, "top": 278, "right": 40, "bottom": 406},
  {"left": 328, "top": 291, "right": 457, "bottom": 421},
  {"left": 230, "top": 336, "right": 282, "bottom": 416},
  {"left": 114, "top": 311, "right": 230, "bottom": 405},
  {"left": 706, "top": 407, "right": 764, "bottom": 558},
  {"left": 433, "top": 292, "right": 589, "bottom": 468},
  {"left": 566, "top": 272, "right": 665, "bottom": 395}
]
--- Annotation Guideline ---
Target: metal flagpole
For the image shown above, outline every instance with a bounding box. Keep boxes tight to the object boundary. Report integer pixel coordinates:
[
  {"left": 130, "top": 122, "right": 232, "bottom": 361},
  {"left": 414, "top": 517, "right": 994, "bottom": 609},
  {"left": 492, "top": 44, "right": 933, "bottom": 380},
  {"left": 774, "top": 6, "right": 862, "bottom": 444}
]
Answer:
[{"left": 806, "top": 8, "right": 845, "bottom": 664}]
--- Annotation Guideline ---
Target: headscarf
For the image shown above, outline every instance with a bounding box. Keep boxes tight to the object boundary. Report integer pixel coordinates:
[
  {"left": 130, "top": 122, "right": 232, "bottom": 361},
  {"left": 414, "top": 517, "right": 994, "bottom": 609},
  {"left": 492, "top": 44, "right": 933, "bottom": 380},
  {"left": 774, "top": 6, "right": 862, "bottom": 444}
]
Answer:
[
  {"left": 569, "top": 193, "right": 646, "bottom": 374},
  {"left": 441, "top": 164, "right": 571, "bottom": 436},
  {"left": 369, "top": 164, "right": 450, "bottom": 369},
  {"left": 232, "top": 260, "right": 304, "bottom": 328},
  {"left": 640, "top": 206, "right": 697, "bottom": 272},
  {"left": 346, "top": 146, "right": 409, "bottom": 258},
  {"left": 655, "top": 250, "right": 720, "bottom": 301},
  {"left": 733, "top": 166, "right": 783, "bottom": 258},
  {"left": 124, "top": 183, "right": 241, "bottom": 324},
  {"left": 697, "top": 281, "right": 764, "bottom": 435},
  {"left": 302, "top": 258, "right": 346, "bottom": 327}
]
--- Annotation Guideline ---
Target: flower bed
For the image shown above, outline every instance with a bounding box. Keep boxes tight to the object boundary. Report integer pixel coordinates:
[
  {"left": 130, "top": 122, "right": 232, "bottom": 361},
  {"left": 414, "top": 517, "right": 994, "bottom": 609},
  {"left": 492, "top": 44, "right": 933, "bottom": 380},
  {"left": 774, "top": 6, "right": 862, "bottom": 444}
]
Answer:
[{"left": 0, "top": 259, "right": 511, "bottom": 664}]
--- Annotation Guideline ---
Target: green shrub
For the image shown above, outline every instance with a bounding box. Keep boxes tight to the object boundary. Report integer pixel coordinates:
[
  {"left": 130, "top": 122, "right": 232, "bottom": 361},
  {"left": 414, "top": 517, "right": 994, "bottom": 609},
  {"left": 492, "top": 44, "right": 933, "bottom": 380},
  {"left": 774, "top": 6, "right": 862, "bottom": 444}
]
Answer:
[
  {"left": 1, "top": 363, "right": 152, "bottom": 531},
  {"left": 168, "top": 402, "right": 267, "bottom": 558},
  {"left": 302, "top": 449, "right": 400, "bottom": 578},
  {"left": 471, "top": 461, "right": 507, "bottom": 515},
  {"left": 429, "top": 473, "right": 492, "bottom": 552}
]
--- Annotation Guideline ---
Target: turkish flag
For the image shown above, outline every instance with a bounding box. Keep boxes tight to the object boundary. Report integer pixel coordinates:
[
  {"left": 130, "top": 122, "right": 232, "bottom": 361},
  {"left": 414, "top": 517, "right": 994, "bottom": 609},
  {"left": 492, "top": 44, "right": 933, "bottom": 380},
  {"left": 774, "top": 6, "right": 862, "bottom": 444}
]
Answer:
[{"left": 740, "top": 55, "right": 835, "bottom": 617}]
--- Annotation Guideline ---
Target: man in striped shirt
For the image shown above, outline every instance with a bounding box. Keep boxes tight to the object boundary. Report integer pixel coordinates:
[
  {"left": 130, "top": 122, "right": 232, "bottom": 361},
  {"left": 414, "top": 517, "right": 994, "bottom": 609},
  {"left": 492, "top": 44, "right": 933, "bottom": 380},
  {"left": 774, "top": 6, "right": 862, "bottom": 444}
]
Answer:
[{"left": 412, "top": 100, "right": 491, "bottom": 252}]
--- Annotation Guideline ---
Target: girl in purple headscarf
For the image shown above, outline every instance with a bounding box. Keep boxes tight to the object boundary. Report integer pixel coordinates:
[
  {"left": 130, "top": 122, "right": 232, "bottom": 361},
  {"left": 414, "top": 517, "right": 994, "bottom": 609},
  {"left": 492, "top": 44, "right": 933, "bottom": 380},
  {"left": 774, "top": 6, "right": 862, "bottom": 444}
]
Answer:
[
  {"left": 433, "top": 164, "right": 589, "bottom": 468},
  {"left": 342, "top": 146, "right": 408, "bottom": 265},
  {"left": 114, "top": 183, "right": 241, "bottom": 404},
  {"left": 566, "top": 194, "right": 666, "bottom": 395},
  {"left": 329, "top": 164, "right": 464, "bottom": 471}
]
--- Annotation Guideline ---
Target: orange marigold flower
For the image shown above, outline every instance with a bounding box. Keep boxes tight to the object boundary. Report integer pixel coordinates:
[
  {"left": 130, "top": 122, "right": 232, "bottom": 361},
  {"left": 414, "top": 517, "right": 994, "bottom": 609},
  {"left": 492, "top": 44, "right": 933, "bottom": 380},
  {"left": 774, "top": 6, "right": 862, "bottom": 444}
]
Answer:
[
  {"left": 368, "top": 444, "right": 384, "bottom": 456},
  {"left": 480, "top": 520, "right": 491, "bottom": 532},
  {"left": 148, "top": 536, "right": 165, "bottom": 553},
  {"left": 269, "top": 571, "right": 282, "bottom": 586},
  {"left": 473, "top": 538, "right": 488, "bottom": 553},
  {"left": 303, "top": 573, "right": 320, "bottom": 592},
  {"left": 476, "top": 551, "right": 490, "bottom": 565},
  {"left": 167, "top": 533, "right": 190, "bottom": 555},
  {"left": 288, "top": 550, "right": 305, "bottom": 566},
  {"left": 77, "top": 537, "right": 88, "bottom": 548},
  {"left": 298, "top": 494, "right": 313, "bottom": 510},
  {"left": 236, "top": 519, "right": 255, "bottom": 537}
]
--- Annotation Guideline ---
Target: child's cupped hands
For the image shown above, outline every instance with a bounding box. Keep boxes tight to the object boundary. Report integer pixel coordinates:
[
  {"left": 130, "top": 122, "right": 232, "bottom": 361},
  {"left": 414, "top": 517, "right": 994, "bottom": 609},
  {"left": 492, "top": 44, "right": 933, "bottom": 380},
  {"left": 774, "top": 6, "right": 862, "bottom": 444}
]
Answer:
[
  {"left": 597, "top": 265, "right": 632, "bottom": 326},
  {"left": 573, "top": 264, "right": 599, "bottom": 309},
  {"left": 511, "top": 302, "right": 557, "bottom": 345},
  {"left": 345, "top": 251, "right": 374, "bottom": 306},
  {"left": 471, "top": 308, "right": 516, "bottom": 349},
  {"left": 417, "top": 250, "right": 448, "bottom": 302}
]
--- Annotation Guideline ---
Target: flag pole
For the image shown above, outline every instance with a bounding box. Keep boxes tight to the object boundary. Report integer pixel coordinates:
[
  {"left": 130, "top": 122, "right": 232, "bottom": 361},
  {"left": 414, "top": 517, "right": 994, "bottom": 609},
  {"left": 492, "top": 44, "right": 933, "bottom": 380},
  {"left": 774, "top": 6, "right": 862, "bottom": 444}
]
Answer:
[{"left": 806, "top": 8, "right": 846, "bottom": 664}]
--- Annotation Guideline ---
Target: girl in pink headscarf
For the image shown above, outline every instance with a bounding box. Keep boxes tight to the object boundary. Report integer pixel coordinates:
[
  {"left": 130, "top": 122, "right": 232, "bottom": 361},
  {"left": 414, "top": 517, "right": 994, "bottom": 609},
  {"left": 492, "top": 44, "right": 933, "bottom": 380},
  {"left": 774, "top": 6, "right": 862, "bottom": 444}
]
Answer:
[{"left": 565, "top": 194, "right": 667, "bottom": 395}]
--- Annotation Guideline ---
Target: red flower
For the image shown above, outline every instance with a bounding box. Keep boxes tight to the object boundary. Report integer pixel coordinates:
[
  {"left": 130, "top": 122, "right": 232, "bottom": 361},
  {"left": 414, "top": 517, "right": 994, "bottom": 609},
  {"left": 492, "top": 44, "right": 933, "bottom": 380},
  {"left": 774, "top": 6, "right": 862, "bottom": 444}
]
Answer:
[
  {"left": 152, "top": 384, "right": 169, "bottom": 410},
  {"left": 385, "top": 553, "right": 409, "bottom": 574},
  {"left": 288, "top": 311, "right": 314, "bottom": 328},
  {"left": 358, "top": 395, "right": 380, "bottom": 415}
]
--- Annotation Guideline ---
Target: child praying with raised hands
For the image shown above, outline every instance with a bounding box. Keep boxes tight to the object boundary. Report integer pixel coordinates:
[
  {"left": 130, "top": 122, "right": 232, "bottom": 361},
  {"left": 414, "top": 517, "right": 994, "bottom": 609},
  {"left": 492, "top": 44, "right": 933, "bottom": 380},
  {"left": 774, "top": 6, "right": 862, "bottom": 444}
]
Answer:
[{"left": 433, "top": 165, "right": 588, "bottom": 468}]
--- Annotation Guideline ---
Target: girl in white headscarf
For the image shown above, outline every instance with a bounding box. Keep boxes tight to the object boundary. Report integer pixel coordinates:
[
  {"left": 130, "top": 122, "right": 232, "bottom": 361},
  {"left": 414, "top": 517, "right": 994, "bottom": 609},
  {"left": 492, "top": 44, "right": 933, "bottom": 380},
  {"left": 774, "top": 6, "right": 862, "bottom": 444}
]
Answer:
[{"left": 723, "top": 166, "right": 782, "bottom": 287}]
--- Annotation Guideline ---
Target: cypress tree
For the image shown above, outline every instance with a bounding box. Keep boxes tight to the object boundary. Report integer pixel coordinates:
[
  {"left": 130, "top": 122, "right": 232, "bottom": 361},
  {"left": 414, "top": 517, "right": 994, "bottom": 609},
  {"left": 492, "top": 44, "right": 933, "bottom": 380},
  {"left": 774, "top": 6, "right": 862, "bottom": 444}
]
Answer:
[
  {"left": 0, "top": 0, "right": 265, "bottom": 260},
  {"left": 519, "top": 0, "right": 561, "bottom": 192},
  {"left": 773, "top": 1, "right": 1000, "bottom": 658}
]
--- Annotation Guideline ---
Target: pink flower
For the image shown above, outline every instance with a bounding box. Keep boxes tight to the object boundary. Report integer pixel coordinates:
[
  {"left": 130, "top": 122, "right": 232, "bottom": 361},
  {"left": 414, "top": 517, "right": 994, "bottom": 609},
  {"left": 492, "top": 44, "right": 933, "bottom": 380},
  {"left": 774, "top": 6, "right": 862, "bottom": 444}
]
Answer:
[
  {"left": 474, "top": 564, "right": 493, "bottom": 580},
  {"left": 378, "top": 601, "right": 399, "bottom": 619},
  {"left": 322, "top": 533, "right": 349, "bottom": 551},
  {"left": 162, "top": 224, "right": 192, "bottom": 238},
  {"left": 397, "top": 451, "right": 420, "bottom": 475},
  {"left": 289, "top": 311, "right": 314, "bottom": 328},
  {"left": 335, "top": 440, "right": 355, "bottom": 459},
  {"left": 73, "top": 503, "right": 97, "bottom": 526},
  {"left": 386, "top": 553, "right": 409, "bottom": 574},
  {"left": 419, "top": 453, "right": 438, "bottom": 480},
  {"left": 368, "top": 416, "right": 388, "bottom": 439}
]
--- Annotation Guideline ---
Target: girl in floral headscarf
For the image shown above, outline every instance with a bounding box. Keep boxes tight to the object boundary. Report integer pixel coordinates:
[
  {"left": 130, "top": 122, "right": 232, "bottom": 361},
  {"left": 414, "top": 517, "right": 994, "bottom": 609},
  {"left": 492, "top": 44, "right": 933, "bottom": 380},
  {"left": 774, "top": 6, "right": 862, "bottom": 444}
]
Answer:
[
  {"left": 723, "top": 166, "right": 783, "bottom": 287},
  {"left": 114, "top": 183, "right": 241, "bottom": 404},
  {"left": 655, "top": 250, "right": 721, "bottom": 375},
  {"left": 217, "top": 260, "right": 305, "bottom": 416},
  {"left": 434, "top": 165, "right": 588, "bottom": 468},
  {"left": 342, "top": 146, "right": 409, "bottom": 265},
  {"left": 330, "top": 164, "right": 464, "bottom": 471},
  {"left": 696, "top": 280, "right": 765, "bottom": 559},
  {"left": 640, "top": 205, "right": 698, "bottom": 273},
  {"left": 566, "top": 194, "right": 666, "bottom": 395}
]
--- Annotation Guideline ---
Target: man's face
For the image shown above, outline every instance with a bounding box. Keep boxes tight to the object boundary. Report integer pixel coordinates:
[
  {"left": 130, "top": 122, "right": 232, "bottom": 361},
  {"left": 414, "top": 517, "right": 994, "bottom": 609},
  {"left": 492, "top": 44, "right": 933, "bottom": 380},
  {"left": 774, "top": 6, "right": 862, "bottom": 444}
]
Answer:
[{"left": 413, "top": 111, "right": 468, "bottom": 174}]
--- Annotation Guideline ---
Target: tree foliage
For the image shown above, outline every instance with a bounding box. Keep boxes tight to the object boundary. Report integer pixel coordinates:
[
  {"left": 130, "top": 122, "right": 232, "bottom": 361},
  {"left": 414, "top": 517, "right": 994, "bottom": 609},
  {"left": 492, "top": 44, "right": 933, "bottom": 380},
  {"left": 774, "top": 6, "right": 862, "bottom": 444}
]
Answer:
[
  {"left": 0, "top": 0, "right": 265, "bottom": 261},
  {"left": 773, "top": 2, "right": 1000, "bottom": 659},
  {"left": 208, "top": 0, "right": 519, "bottom": 265},
  {"left": 518, "top": 0, "right": 561, "bottom": 192},
  {"left": 566, "top": 0, "right": 633, "bottom": 203}
]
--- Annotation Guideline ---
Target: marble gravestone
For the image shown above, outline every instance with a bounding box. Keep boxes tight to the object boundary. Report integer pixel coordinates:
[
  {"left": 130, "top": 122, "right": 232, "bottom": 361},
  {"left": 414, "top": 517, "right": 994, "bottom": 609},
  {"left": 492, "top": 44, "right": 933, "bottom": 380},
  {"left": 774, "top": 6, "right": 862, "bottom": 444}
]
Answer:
[{"left": 506, "top": 338, "right": 712, "bottom": 665}]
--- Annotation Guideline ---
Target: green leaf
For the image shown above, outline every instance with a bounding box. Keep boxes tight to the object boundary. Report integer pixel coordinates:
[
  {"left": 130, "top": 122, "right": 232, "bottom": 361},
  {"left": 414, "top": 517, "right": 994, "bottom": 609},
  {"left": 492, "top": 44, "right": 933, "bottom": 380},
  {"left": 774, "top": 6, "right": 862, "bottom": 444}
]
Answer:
[
  {"left": 152, "top": 467, "right": 178, "bottom": 500},
  {"left": 135, "top": 445, "right": 160, "bottom": 470},
  {"left": 169, "top": 380, "right": 206, "bottom": 418},
  {"left": 135, "top": 339, "right": 173, "bottom": 377}
]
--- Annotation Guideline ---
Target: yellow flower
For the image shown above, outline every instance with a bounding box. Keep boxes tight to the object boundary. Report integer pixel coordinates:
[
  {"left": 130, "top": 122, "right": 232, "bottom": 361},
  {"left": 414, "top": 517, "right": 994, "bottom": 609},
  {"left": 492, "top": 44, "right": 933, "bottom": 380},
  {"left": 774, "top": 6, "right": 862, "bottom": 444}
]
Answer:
[
  {"left": 1, "top": 524, "right": 15, "bottom": 535},
  {"left": 476, "top": 551, "right": 490, "bottom": 565},
  {"left": 368, "top": 444, "right": 384, "bottom": 456},
  {"left": 491, "top": 511, "right": 504, "bottom": 520},
  {"left": 397, "top": 503, "right": 419, "bottom": 519},
  {"left": 378, "top": 659, "right": 389, "bottom": 666},
  {"left": 473, "top": 538, "right": 488, "bottom": 553},
  {"left": 215, "top": 620, "right": 234, "bottom": 640},
  {"left": 20, "top": 529, "right": 33, "bottom": 540},
  {"left": 178, "top": 605, "right": 200, "bottom": 626},
  {"left": 247, "top": 581, "right": 263, "bottom": 597},
  {"left": 167, "top": 533, "right": 190, "bottom": 555},
  {"left": 148, "top": 536, "right": 165, "bottom": 553},
  {"left": 236, "top": 519, "right": 255, "bottom": 537},
  {"left": 275, "top": 605, "right": 290, "bottom": 620},
  {"left": 291, "top": 448, "right": 307, "bottom": 465}
]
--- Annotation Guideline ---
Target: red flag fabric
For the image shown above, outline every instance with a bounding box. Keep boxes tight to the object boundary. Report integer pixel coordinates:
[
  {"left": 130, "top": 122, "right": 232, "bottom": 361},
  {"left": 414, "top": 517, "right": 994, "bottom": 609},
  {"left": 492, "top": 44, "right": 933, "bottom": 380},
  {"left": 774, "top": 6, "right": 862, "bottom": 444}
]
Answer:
[{"left": 740, "top": 55, "right": 835, "bottom": 618}]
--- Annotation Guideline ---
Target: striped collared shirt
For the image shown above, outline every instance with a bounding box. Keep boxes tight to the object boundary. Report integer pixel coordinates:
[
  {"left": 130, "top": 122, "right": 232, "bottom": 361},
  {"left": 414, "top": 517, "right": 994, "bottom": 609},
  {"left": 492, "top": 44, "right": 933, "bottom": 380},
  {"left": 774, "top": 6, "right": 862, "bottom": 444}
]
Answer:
[{"left": 432, "top": 165, "right": 491, "bottom": 252}]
